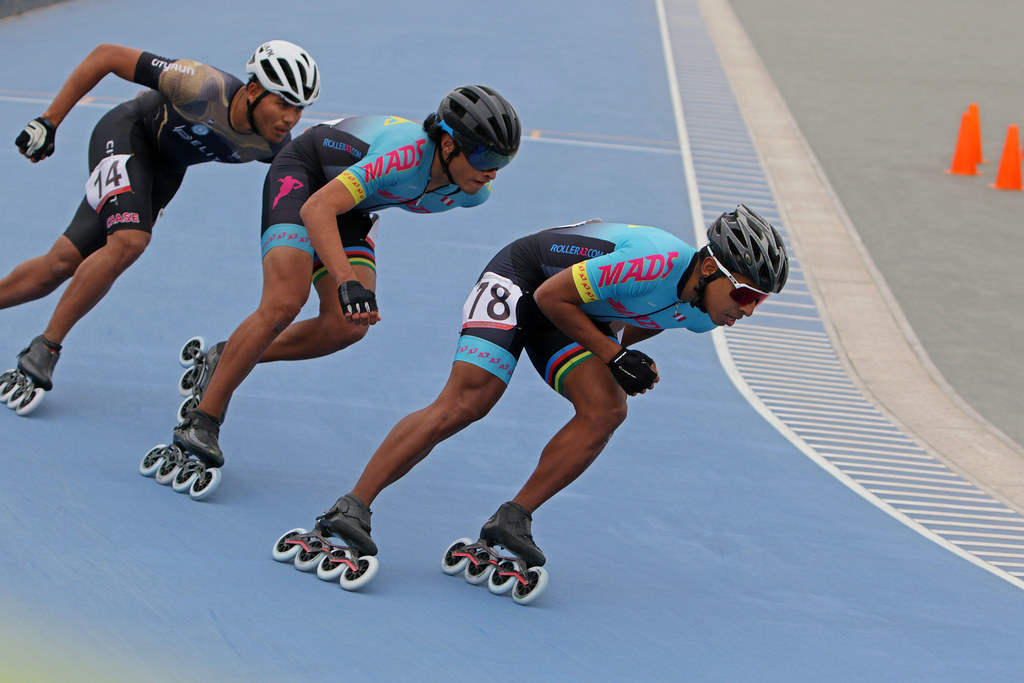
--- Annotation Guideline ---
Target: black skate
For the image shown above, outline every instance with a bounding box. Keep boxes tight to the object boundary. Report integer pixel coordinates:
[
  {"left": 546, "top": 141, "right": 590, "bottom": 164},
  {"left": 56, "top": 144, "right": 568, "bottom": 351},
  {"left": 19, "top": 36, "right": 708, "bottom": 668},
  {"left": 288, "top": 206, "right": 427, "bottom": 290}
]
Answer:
[
  {"left": 138, "top": 409, "right": 224, "bottom": 501},
  {"left": 173, "top": 408, "right": 224, "bottom": 468},
  {"left": 175, "top": 336, "right": 228, "bottom": 422},
  {"left": 316, "top": 494, "right": 378, "bottom": 556},
  {"left": 272, "top": 498, "right": 380, "bottom": 591},
  {"left": 441, "top": 502, "right": 550, "bottom": 606},
  {"left": 0, "top": 335, "right": 60, "bottom": 416}
]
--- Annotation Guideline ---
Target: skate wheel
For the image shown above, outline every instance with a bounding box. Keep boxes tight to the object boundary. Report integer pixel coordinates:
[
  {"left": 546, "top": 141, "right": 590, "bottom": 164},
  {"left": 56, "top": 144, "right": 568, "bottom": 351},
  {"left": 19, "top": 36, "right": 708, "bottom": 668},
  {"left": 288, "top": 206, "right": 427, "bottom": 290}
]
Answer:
[
  {"left": 140, "top": 444, "right": 169, "bottom": 477},
  {"left": 13, "top": 387, "right": 44, "bottom": 416},
  {"left": 0, "top": 370, "right": 20, "bottom": 401},
  {"left": 272, "top": 528, "right": 308, "bottom": 562},
  {"left": 178, "top": 365, "right": 201, "bottom": 397},
  {"left": 339, "top": 555, "right": 379, "bottom": 591},
  {"left": 316, "top": 549, "right": 353, "bottom": 582},
  {"left": 511, "top": 566, "right": 549, "bottom": 606},
  {"left": 5, "top": 377, "right": 32, "bottom": 408},
  {"left": 179, "top": 336, "right": 205, "bottom": 367},
  {"left": 464, "top": 548, "right": 495, "bottom": 585},
  {"left": 441, "top": 538, "right": 474, "bottom": 575},
  {"left": 189, "top": 467, "right": 221, "bottom": 500},
  {"left": 177, "top": 395, "right": 198, "bottom": 423},
  {"left": 172, "top": 463, "right": 200, "bottom": 493},
  {"left": 294, "top": 536, "right": 327, "bottom": 572},
  {"left": 154, "top": 459, "right": 181, "bottom": 486},
  {"left": 487, "top": 559, "right": 519, "bottom": 595}
]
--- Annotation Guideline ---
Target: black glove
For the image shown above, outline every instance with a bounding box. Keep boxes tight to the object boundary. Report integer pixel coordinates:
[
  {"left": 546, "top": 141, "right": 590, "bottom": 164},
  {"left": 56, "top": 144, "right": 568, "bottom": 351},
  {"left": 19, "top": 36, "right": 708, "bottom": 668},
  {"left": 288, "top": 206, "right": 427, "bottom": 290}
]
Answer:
[
  {"left": 607, "top": 347, "right": 658, "bottom": 395},
  {"left": 337, "top": 280, "right": 378, "bottom": 315},
  {"left": 15, "top": 117, "right": 56, "bottom": 161}
]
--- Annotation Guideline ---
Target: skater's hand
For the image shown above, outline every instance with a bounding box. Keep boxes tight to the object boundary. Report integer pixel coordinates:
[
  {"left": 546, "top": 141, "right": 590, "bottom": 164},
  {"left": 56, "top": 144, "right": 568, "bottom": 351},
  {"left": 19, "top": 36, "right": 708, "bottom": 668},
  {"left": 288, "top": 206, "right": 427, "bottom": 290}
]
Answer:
[
  {"left": 15, "top": 117, "right": 56, "bottom": 162},
  {"left": 338, "top": 280, "right": 380, "bottom": 326},
  {"left": 607, "top": 347, "right": 659, "bottom": 395}
]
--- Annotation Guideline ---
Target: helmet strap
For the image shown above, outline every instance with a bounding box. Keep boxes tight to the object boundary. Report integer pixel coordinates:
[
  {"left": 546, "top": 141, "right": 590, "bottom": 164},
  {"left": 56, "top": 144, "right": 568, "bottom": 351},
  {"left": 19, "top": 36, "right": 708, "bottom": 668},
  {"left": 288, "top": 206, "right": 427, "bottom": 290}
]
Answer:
[
  {"left": 244, "top": 89, "right": 272, "bottom": 137},
  {"left": 437, "top": 136, "right": 460, "bottom": 186},
  {"left": 690, "top": 270, "right": 724, "bottom": 313}
]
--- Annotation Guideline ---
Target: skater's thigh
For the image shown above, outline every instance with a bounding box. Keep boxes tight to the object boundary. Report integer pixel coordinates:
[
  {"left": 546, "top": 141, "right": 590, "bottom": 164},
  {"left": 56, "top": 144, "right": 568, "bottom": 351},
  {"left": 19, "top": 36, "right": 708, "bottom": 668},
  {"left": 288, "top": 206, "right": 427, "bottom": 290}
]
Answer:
[
  {"left": 45, "top": 234, "right": 87, "bottom": 271},
  {"left": 259, "top": 246, "right": 314, "bottom": 310}
]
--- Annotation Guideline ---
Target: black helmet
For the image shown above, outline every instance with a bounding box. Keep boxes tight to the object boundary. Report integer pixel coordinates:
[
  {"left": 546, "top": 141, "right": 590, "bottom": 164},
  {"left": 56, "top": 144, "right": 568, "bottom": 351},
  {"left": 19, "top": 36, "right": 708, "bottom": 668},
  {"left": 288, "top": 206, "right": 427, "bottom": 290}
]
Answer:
[
  {"left": 707, "top": 204, "right": 789, "bottom": 293},
  {"left": 435, "top": 85, "right": 521, "bottom": 169}
]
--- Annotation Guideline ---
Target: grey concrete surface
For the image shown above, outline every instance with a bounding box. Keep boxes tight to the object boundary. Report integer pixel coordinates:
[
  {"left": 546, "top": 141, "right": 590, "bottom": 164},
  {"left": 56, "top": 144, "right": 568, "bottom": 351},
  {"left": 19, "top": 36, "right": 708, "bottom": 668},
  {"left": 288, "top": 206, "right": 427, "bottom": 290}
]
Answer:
[
  {"left": 724, "top": 0, "right": 1024, "bottom": 450},
  {"left": 695, "top": 0, "right": 1024, "bottom": 511}
]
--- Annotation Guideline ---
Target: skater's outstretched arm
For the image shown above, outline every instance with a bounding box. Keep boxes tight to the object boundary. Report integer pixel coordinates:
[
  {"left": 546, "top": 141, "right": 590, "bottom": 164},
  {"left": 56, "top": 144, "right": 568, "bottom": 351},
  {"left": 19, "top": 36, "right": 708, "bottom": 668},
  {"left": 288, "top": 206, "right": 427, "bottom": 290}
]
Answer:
[{"left": 41, "top": 45, "right": 142, "bottom": 127}]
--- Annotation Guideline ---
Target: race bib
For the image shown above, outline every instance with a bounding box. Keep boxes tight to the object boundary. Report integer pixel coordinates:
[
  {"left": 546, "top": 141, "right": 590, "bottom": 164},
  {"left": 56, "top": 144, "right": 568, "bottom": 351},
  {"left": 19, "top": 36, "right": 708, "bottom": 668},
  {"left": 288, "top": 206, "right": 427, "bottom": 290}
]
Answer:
[
  {"left": 86, "top": 154, "right": 133, "bottom": 211},
  {"left": 461, "top": 271, "right": 522, "bottom": 330}
]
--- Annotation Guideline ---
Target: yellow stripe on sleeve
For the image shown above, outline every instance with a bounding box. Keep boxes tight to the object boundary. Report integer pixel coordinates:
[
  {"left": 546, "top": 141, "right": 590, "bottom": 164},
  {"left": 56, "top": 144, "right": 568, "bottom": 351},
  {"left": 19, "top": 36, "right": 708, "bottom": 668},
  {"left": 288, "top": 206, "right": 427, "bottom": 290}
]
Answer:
[
  {"left": 572, "top": 262, "right": 599, "bottom": 303},
  {"left": 336, "top": 170, "right": 367, "bottom": 203}
]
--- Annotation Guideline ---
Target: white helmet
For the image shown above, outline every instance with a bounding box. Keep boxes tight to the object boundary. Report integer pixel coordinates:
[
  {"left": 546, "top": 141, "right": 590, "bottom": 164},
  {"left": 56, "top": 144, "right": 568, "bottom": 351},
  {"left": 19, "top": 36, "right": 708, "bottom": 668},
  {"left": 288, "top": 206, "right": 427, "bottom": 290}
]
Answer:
[{"left": 246, "top": 40, "right": 320, "bottom": 107}]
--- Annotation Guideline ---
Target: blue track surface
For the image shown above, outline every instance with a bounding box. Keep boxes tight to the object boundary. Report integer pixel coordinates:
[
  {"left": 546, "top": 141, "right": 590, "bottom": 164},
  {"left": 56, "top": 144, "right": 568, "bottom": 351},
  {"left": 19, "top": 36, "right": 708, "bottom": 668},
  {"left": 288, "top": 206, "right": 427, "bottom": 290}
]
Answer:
[{"left": 3, "top": 1, "right": 1024, "bottom": 681}]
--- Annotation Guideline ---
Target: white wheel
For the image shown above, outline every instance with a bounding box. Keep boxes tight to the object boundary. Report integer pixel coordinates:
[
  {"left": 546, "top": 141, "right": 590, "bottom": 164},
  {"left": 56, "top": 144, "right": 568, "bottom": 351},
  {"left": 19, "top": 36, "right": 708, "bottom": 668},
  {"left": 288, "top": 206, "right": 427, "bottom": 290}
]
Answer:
[
  {"left": 13, "top": 387, "right": 44, "bottom": 416},
  {"left": 0, "top": 370, "right": 20, "bottom": 401},
  {"left": 464, "top": 548, "right": 495, "bottom": 585},
  {"left": 189, "top": 467, "right": 221, "bottom": 500},
  {"left": 177, "top": 395, "right": 197, "bottom": 423},
  {"left": 511, "top": 567, "right": 549, "bottom": 606},
  {"left": 178, "top": 366, "right": 201, "bottom": 397},
  {"left": 316, "top": 549, "right": 353, "bottom": 582},
  {"left": 487, "top": 560, "right": 519, "bottom": 595},
  {"left": 5, "top": 378, "right": 32, "bottom": 408},
  {"left": 139, "top": 445, "right": 168, "bottom": 476},
  {"left": 272, "top": 528, "right": 308, "bottom": 562},
  {"left": 179, "top": 336, "right": 205, "bottom": 367},
  {"left": 293, "top": 536, "right": 328, "bottom": 572},
  {"left": 339, "top": 555, "right": 379, "bottom": 591},
  {"left": 441, "top": 538, "right": 474, "bottom": 575},
  {"left": 154, "top": 459, "right": 181, "bottom": 485},
  {"left": 172, "top": 463, "right": 200, "bottom": 493}
]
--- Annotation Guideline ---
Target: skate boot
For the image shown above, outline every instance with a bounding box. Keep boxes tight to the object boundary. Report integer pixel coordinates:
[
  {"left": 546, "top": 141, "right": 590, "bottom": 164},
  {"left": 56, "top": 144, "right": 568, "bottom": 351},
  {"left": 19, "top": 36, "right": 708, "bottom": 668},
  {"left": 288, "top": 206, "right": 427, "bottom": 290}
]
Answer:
[
  {"left": 479, "top": 501, "right": 546, "bottom": 567},
  {"left": 17, "top": 335, "right": 60, "bottom": 391},
  {"left": 316, "top": 494, "right": 378, "bottom": 557},
  {"left": 1, "top": 336, "right": 59, "bottom": 415},
  {"left": 172, "top": 408, "right": 224, "bottom": 468}
]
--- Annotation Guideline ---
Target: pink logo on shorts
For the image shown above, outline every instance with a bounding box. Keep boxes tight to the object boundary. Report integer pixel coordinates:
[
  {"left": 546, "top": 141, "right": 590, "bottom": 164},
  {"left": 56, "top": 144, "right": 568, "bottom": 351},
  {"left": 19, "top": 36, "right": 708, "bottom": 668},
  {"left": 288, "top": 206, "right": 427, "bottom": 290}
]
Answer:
[{"left": 272, "top": 176, "right": 305, "bottom": 208}]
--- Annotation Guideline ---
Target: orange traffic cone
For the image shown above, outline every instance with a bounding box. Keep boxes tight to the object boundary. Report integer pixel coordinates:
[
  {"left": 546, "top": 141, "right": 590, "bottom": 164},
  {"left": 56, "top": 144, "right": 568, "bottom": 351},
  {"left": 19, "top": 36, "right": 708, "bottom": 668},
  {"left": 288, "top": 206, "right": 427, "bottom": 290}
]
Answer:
[
  {"left": 946, "top": 110, "right": 981, "bottom": 175},
  {"left": 967, "top": 102, "right": 987, "bottom": 164},
  {"left": 991, "top": 125, "right": 1022, "bottom": 190}
]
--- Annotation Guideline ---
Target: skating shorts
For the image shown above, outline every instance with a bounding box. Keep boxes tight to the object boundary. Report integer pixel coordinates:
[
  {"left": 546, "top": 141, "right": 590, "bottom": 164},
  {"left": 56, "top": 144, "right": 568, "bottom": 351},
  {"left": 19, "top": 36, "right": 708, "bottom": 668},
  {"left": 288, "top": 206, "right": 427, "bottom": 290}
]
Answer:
[
  {"left": 63, "top": 99, "right": 185, "bottom": 258},
  {"left": 259, "top": 134, "right": 377, "bottom": 284},
  {"left": 453, "top": 234, "right": 617, "bottom": 396}
]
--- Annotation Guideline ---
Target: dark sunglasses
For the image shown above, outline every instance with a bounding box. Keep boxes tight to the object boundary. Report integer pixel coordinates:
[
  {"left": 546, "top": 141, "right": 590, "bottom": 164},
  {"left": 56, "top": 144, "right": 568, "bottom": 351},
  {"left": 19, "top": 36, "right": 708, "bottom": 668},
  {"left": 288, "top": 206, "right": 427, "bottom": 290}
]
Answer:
[{"left": 710, "top": 254, "right": 770, "bottom": 307}]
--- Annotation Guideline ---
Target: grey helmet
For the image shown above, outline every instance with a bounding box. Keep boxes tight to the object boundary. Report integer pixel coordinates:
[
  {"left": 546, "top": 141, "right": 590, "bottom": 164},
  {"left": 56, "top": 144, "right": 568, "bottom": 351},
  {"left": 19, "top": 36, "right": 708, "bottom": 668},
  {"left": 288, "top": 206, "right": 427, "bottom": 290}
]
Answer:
[
  {"left": 436, "top": 85, "right": 521, "bottom": 161},
  {"left": 707, "top": 204, "right": 789, "bottom": 293}
]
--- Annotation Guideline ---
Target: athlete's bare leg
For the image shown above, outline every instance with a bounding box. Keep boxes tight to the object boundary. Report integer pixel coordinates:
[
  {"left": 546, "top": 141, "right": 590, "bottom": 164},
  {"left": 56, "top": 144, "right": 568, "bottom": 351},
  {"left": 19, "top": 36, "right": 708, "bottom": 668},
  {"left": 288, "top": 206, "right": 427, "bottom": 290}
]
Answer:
[
  {"left": 510, "top": 356, "right": 627, "bottom": 512},
  {"left": 196, "top": 246, "right": 315, "bottom": 419},
  {"left": 349, "top": 361, "right": 508, "bottom": 505},
  {"left": 40, "top": 229, "right": 150, "bottom": 343},
  {"left": 0, "top": 236, "right": 84, "bottom": 310},
  {"left": 259, "top": 264, "right": 375, "bottom": 362}
]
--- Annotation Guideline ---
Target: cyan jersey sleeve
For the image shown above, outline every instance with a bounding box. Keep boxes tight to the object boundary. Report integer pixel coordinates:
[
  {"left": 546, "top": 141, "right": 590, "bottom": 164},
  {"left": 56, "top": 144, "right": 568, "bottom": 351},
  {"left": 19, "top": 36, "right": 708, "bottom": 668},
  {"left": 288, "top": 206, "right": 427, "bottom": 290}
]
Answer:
[{"left": 333, "top": 119, "right": 430, "bottom": 204}]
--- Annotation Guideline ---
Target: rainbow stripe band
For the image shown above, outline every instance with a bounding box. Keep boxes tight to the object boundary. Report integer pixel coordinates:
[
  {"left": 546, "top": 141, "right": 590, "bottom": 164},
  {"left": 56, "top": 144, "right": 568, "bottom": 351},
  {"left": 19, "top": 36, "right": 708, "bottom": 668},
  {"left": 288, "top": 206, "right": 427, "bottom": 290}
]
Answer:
[{"left": 544, "top": 342, "right": 594, "bottom": 395}]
